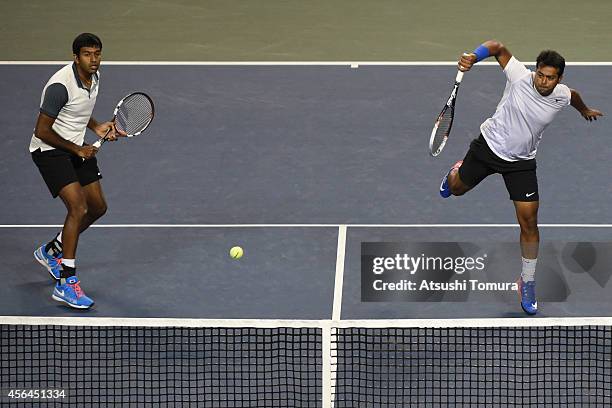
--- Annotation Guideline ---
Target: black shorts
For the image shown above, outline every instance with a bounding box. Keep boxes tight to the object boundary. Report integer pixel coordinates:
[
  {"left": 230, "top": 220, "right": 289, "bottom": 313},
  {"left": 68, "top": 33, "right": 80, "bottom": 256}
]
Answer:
[
  {"left": 31, "top": 148, "right": 102, "bottom": 198},
  {"left": 458, "top": 135, "right": 538, "bottom": 202}
]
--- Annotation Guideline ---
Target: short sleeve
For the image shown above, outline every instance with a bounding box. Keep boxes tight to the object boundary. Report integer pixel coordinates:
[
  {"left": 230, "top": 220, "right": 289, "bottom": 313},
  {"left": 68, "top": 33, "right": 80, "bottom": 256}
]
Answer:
[
  {"left": 40, "top": 83, "right": 68, "bottom": 118},
  {"left": 556, "top": 84, "right": 572, "bottom": 106},
  {"left": 503, "top": 56, "right": 531, "bottom": 83}
]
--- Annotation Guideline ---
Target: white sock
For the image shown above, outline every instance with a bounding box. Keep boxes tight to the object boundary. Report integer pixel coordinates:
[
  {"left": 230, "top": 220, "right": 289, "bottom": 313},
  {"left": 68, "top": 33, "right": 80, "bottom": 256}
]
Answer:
[
  {"left": 56, "top": 231, "right": 63, "bottom": 243},
  {"left": 62, "top": 258, "right": 76, "bottom": 268},
  {"left": 521, "top": 257, "right": 537, "bottom": 282}
]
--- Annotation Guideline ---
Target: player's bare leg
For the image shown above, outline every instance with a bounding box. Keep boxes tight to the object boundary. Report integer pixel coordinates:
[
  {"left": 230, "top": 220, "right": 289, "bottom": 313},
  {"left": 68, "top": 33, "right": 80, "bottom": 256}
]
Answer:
[
  {"left": 57, "top": 182, "right": 88, "bottom": 261},
  {"left": 35, "top": 180, "right": 105, "bottom": 280},
  {"left": 52, "top": 182, "right": 94, "bottom": 309},
  {"left": 447, "top": 164, "right": 472, "bottom": 196},
  {"left": 514, "top": 200, "right": 539, "bottom": 259},
  {"left": 80, "top": 180, "right": 108, "bottom": 232},
  {"left": 514, "top": 200, "right": 539, "bottom": 315}
]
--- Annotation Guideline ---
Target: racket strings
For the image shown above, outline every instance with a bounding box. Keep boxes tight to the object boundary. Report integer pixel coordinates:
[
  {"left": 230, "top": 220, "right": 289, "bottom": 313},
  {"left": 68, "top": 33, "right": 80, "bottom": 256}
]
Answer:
[
  {"left": 432, "top": 109, "right": 453, "bottom": 150},
  {"left": 115, "top": 94, "right": 154, "bottom": 135}
]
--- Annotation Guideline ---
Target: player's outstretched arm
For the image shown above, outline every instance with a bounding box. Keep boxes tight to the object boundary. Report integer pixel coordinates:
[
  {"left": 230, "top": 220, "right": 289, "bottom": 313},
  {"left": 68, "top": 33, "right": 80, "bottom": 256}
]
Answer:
[
  {"left": 458, "top": 40, "right": 513, "bottom": 72},
  {"left": 570, "top": 89, "right": 604, "bottom": 121}
]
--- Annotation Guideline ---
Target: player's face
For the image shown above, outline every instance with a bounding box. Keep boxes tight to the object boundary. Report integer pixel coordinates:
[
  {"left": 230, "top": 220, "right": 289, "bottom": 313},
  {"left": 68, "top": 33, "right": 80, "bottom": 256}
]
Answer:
[
  {"left": 74, "top": 46, "right": 102, "bottom": 75},
  {"left": 534, "top": 65, "right": 561, "bottom": 96}
]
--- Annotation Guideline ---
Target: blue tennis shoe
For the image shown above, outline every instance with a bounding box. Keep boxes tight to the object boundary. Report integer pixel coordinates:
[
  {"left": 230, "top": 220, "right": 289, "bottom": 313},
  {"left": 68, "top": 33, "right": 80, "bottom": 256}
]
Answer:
[
  {"left": 440, "top": 173, "right": 452, "bottom": 198},
  {"left": 34, "top": 245, "right": 62, "bottom": 280},
  {"left": 517, "top": 278, "right": 537, "bottom": 315},
  {"left": 52, "top": 276, "right": 94, "bottom": 309},
  {"left": 439, "top": 160, "right": 463, "bottom": 198}
]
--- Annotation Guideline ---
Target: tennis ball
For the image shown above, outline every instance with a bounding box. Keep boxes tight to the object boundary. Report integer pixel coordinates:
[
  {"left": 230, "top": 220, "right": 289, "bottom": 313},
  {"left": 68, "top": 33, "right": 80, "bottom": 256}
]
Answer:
[{"left": 229, "top": 246, "right": 244, "bottom": 259}]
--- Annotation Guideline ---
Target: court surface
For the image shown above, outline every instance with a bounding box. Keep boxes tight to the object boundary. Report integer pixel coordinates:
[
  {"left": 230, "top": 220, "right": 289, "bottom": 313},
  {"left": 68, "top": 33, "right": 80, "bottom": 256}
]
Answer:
[
  {"left": 2, "top": 2, "right": 612, "bottom": 404},
  {"left": 1, "top": 63, "right": 611, "bottom": 319}
]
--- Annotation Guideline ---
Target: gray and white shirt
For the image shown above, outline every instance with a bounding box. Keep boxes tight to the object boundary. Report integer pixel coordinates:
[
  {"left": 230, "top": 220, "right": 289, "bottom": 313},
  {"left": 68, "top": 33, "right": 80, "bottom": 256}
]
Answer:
[
  {"left": 29, "top": 63, "right": 99, "bottom": 152},
  {"left": 480, "top": 56, "right": 571, "bottom": 162}
]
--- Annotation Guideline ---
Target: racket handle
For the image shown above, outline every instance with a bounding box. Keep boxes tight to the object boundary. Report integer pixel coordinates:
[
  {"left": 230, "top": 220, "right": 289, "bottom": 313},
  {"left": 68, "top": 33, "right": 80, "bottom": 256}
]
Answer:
[
  {"left": 82, "top": 126, "right": 112, "bottom": 160},
  {"left": 92, "top": 138, "right": 105, "bottom": 148},
  {"left": 455, "top": 70, "right": 464, "bottom": 83},
  {"left": 93, "top": 125, "right": 113, "bottom": 148},
  {"left": 455, "top": 52, "right": 471, "bottom": 82}
]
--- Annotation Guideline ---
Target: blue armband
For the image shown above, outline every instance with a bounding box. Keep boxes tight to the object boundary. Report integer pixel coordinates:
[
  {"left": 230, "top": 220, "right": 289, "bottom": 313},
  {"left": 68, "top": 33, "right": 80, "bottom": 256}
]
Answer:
[{"left": 473, "top": 45, "right": 490, "bottom": 62}]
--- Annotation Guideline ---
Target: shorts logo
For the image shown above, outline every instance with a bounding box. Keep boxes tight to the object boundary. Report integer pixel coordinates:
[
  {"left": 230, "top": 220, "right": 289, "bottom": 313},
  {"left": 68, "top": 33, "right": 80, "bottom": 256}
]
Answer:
[{"left": 526, "top": 192, "right": 536, "bottom": 197}]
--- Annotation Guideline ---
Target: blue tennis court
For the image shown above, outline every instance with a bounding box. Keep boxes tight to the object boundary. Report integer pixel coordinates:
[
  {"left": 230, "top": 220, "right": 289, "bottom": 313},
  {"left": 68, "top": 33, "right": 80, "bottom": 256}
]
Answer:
[{"left": 1, "top": 9, "right": 611, "bottom": 405}]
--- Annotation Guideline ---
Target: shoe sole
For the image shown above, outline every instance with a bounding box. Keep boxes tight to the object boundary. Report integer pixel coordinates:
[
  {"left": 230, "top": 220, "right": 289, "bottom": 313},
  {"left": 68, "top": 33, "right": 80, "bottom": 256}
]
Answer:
[
  {"left": 52, "top": 294, "right": 93, "bottom": 309},
  {"left": 521, "top": 304, "right": 537, "bottom": 315},
  {"left": 34, "top": 250, "right": 60, "bottom": 281}
]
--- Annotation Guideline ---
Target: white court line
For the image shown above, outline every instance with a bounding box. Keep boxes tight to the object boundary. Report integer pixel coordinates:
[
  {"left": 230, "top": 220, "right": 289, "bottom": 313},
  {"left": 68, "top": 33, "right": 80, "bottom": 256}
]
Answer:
[
  {"left": 2, "top": 61, "right": 612, "bottom": 66},
  {"left": 346, "top": 224, "right": 612, "bottom": 228},
  {"left": 332, "top": 225, "right": 347, "bottom": 321},
  {"left": 2, "top": 315, "right": 612, "bottom": 327},
  {"left": 0, "top": 224, "right": 338, "bottom": 228},
  {"left": 2, "top": 224, "right": 612, "bottom": 228}
]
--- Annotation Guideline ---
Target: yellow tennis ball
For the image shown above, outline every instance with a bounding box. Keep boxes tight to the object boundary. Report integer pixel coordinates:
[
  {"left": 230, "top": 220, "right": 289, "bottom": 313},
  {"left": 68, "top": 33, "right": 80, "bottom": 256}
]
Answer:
[{"left": 229, "top": 246, "right": 244, "bottom": 259}]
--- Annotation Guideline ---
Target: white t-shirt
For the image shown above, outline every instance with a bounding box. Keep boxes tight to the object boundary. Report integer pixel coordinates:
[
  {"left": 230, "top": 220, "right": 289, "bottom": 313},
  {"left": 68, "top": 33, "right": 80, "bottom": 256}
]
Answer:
[
  {"left": 29, "top": 63, "right": 100, "bottom": 152},
  {"left": 480, "top": 56, "right": 571, "bottom": 161}
]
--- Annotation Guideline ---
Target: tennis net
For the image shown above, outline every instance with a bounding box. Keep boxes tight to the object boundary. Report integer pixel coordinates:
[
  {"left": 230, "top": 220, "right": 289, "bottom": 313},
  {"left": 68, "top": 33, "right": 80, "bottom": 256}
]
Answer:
[{"left": 1, "top": 317, "right": 611, "bottom": 407}]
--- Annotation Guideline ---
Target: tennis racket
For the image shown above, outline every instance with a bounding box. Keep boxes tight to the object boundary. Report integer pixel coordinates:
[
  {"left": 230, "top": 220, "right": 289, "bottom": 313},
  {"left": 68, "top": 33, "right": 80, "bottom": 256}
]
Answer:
[
  {"left": 93, "top": 92, "right": 155, "bottom": 149},
  {"left": 429, "top": 70, "right": 464, "bottom": 156}
]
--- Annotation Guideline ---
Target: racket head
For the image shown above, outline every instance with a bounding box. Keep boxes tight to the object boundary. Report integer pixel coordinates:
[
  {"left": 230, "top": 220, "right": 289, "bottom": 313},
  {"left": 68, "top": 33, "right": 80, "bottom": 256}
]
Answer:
[
  {"left": 113, "top": 92, "right": 155, "bottom": 137},
  {"left": 429, "top": 105, "right": 454, "bottom": 156},
  {"left": 429, "top": 73, "right": 463, "bottom": 157}
]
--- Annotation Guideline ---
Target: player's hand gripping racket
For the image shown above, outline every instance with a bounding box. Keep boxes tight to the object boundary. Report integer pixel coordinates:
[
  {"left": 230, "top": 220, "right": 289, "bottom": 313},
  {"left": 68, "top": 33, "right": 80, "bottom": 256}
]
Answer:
[
  {"left": 429, "top": 70, "right": 464, "bottom": 156},
  {"left": 94, "top": 92, "right": 155, "bottom": 149}
]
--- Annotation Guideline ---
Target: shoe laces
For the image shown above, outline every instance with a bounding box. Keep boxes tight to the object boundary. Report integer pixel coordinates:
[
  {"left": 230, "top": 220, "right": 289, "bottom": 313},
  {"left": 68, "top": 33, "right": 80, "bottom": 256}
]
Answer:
[
  {"left": 71, "top": 281, "right": 85, "bottom": 298},
  {"left": 522, "top": 280, "right": 535, "bottom": 299}
]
